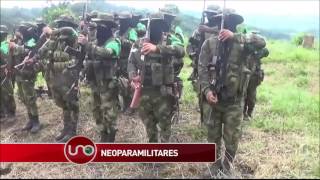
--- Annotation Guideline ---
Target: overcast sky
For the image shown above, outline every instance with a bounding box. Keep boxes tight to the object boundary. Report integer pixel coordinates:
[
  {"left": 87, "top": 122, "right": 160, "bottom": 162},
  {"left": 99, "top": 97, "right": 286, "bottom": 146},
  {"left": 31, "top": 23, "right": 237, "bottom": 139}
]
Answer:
[{"left": 1, "top": 0, "right": 319, "bottom": 17}]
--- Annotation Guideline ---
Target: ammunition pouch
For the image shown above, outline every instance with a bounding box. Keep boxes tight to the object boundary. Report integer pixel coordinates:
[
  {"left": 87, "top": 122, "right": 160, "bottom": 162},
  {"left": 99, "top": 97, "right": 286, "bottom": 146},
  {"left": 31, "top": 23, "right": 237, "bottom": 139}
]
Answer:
[
  {"left": 53, "top": 50, "right": 70, "bottom": 62},
  {"left": 53, "top": 61, "right": 72, "bottom": 73},
  {"left": 143, "top": 53, "right": 175, "bottom": 87},
  {"left": 86, "top": 59, "right": 117, "bottom": 82}
]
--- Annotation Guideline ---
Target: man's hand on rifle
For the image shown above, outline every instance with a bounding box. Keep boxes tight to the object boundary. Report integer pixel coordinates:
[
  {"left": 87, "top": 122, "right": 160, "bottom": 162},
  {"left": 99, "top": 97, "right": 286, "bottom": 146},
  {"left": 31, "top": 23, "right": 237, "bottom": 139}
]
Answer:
[
  {"left": 206, "top": 90, "right": 218, "bottom": 105},
  {"left": 198, "top": 25, "right": 212, "bottom": 33},
  {"left": 9, "top": 42, "right": 16, "bottom": 51},
  {"left": 141, "top": 42, "right": 158, "bottom": 55},
  {"left": 218, "top": 29, "right": 234, "bottom": 42}
]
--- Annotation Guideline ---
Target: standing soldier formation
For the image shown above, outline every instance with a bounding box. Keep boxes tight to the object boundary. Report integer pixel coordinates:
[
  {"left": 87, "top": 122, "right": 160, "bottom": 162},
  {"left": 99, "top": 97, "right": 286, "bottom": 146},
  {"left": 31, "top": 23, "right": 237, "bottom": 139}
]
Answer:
[{"left": 0, "top": 3, "right": 269, "bottom": 177}]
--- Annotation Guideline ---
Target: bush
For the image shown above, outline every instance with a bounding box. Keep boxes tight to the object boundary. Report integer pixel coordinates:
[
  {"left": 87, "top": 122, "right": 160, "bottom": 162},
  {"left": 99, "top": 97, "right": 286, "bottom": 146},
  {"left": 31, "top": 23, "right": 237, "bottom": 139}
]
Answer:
[{"left": 291, "top": 32, "right": 305, "bottom": 46}]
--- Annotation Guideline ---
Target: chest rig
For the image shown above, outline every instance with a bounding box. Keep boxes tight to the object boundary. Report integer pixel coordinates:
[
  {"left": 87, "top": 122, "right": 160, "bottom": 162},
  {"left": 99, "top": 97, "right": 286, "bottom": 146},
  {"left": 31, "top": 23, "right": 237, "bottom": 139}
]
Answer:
[
  {"left": 208, "top": 37, "right": 251, "bottom": 102},
  {"left": 139, "top": 33, "right": 174, "bottom": 87}
]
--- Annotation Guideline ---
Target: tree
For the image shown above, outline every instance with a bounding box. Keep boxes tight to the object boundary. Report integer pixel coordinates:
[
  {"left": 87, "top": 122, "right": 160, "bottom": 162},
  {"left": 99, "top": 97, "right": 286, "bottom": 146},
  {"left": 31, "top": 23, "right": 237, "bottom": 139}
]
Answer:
[{"left": 42, "top": 2, "right": 75, "bottom": 26}]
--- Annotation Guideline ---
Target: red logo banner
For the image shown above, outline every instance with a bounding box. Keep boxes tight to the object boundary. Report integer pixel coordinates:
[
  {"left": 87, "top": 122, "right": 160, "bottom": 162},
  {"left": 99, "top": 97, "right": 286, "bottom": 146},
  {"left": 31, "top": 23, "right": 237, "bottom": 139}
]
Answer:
[{"left": 0, "top": 136, "right": 216, "bottom": 164}]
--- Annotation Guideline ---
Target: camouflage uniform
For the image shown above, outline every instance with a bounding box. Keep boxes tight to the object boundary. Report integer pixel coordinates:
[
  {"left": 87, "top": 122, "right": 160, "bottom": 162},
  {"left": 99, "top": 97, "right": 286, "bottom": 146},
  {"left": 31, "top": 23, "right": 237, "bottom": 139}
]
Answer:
[
  {"left": 187, "top": 5, "right": 221, "bottom": 83},
  {"left": 160, "top": 6, "right": 186, "bottom": 123},
  {"left": 186, "top": 5, "right": 222, "bottom": 125},
  {"left": 14, "top": 22, "right": 41, "bottom": 133},
  {"left": 0, "top": 25, "right": 16, "bottom": 120},
  {"left": 198, "top": 9, "right": 266, "bottom": 174},
  {"left": 38, "top": 15, "right": 80, "bottom": 142},
  {"left": 85, "top": 13, "right": 121, "bottom": 142},
  {"left": 244, "top": 46, "right": 269, "bottom": 120},
  {"left": 116, "top": 12, "right": 139, "bottom": 113},
  {"left": 128, "top": 13, "right": 185, "bottom": 142}
]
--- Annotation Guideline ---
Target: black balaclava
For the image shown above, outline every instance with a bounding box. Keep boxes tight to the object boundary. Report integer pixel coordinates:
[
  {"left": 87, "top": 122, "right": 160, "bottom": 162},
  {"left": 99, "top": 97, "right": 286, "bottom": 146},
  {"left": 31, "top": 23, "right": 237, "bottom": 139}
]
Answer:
[
  {"left": 149, "top": 20, "right": 164, "bottom": 44},
  {"left": 163, "top": 14, "right": 175, "bottom": 32},
  {"left": 18, "top": 26, "right": 38, "bottom": 45},
  {"left": 0, "top": 33, "right": 7, "bottom": 42},
  {"left": 207, "top": 12, "right": 221, "bottom": 27},
  {"left": 96, "top": 24, "right": 113, "bottom": 46},
  {"left": 119, "top": 18, "right": 131, "bottom": 36}
]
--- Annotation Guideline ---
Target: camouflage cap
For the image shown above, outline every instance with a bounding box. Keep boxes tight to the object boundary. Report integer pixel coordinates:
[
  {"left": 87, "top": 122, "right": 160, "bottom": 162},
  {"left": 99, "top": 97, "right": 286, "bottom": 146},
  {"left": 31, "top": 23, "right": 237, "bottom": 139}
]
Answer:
[
  {"left": 91, "top": 13, "right": 117, "bottom": 28},
  {"left": 159, "top": 4, "right": 179, "bottom": 17},
  {"left": 54, "top": 15, "right": 78, "bottom": 28},
  {"left": 216, "top": 8, "right": 244, "bottom": 25},
  {"left": 204, "top": 5, "right": 221, "bottom": 14},
  {"left": 118, "top": 11, "right": 132, "bottom": 19},
  {"left": 89, "top": 10, "right": 99, "bottom": 18},
  {"left": 0, "top": 25, "right": 8, "bottom": 34},
  {"left": 18, "top": 22, "right": 38, "bottom": 32},
  {"left": 58, "top": 27, "right": 78, "bottom": 40},
  {"left": 35, "top": 18, "right": 46, "bottom": 25}
]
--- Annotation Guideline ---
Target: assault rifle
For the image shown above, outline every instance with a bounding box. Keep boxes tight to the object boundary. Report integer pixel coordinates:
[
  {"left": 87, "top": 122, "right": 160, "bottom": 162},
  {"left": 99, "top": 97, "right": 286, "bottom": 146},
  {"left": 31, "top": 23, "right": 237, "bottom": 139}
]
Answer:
[{"left": 129, "top": 17, "right": 150, "bottom": 109}]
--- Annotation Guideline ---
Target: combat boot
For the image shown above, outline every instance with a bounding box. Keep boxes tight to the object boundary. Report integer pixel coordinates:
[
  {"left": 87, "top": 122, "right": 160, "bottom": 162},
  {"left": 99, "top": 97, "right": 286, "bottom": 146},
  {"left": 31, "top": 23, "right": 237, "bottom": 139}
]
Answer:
[
  {"left": 30, "top": 115, "right": 41, "bottom": 133},
  {"left": 100, "top": 129, "right": 117, "bottom": 142},
  {"left": 56, "top": 111, "right": 71, "bottom": 141},
  {"left": 222, "top": 151, "right": 236, "bottom": 176},
  {"left": 58, "top": 111, "right": 78, "bottom": 143},
  {"left": 21, "top": 113, "right": 33, "bottom": 131}
]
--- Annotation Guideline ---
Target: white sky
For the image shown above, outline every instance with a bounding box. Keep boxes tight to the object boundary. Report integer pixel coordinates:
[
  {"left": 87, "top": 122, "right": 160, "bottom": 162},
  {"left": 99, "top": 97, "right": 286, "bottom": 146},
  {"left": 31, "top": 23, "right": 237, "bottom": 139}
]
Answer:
[{"left": 1, "top": 0, "right": 319, "bottom": 17}]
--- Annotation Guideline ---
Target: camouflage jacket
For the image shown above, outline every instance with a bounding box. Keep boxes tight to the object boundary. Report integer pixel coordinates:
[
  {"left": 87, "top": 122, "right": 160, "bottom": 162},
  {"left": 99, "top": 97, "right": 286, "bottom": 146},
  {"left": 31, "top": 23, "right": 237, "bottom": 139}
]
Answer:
[
  {"left": 187, "top": 23, "right": 219, "bottom": 60},
  {"left": 127, "top": 33, "right": 185, "bottom": 87},
  {"left": 198, "top": 32, "right": 266, "bottom": 102},
  {"left": 118, "top": 27, "right": 138, "bottom": 59},
  {"left": 84, "top": 37, "right": 121, "bottom": 81}
]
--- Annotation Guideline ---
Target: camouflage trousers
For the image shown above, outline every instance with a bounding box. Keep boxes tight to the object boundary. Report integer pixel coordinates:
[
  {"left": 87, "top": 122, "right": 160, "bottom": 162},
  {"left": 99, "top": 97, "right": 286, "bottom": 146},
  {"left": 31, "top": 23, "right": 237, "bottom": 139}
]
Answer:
[
  {"left": 138, "top": 87, "right": 175, "bottom": 143},
  {"left": 118, "top": 77, "right": 132, "bottom": 112},
  {"left": 244, "top": 75, "right": 260, "bottom": 117},
  {"left": 16, "top": 80, "right": 38, "bottom": 117},
  {"left": 47, "top": 68, "right": 79, "bottom": 131},
  {"left": 0, "top": 76, "right": 16, "bottom": 117},
  {"left": 202, "top": 99, "right": 243, "bottom": 165},
  {"left": 90, "top": 78, "right": 119, "bottom": 135}
]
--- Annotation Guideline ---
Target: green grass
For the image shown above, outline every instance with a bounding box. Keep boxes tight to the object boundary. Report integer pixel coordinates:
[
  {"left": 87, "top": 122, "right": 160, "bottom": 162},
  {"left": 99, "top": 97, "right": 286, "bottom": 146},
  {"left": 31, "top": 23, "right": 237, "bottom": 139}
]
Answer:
[{"left": 264, "top": 40, "right": 319, "bottom": 63}]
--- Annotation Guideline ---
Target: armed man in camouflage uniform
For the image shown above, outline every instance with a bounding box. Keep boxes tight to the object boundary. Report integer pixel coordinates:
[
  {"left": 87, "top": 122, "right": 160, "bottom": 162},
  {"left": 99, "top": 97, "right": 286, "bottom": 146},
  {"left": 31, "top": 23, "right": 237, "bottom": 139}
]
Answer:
[
  {"left": 198, "top": 9, "right": 266, "bottom": 175},
  {"left": 78, "top": 13, "right": 121, "bottom": 142},
  {"left": 128, "top": 12, "right": 185, "bottom": 143},
  {"left": 244, "top": 45, "right": 269, "bottom": 120},
  {"left": 159, "top": 6, "right": 186, "bottom": 123},
  {"left": 115, "top": 12, "right": 139, "bottom": 114},
  {"left": 38, "top": 15, "right": 80, "bottom": 142},
  {"left": 187, "top": 5, "right": 222, "bottom": 82},
  {"left": 187, "top": 5, "right": 222, "bottom": 124},
  {"left": 0, "top": 25, "right": 16, "bottom": 121},
  {"left": 11, "top": 22, "right": 42, "bottom": 133}
]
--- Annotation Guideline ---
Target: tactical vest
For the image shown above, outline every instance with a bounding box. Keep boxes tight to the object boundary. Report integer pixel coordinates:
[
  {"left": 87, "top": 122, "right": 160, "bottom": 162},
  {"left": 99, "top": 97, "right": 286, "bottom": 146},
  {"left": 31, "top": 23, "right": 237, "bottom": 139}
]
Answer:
[
  {"left": 50, "top": 39, "right": 76, "bottom": 73},
  {"left": 133, "top": 35, "right": 175, "bottom": 87},
  {"left": 209, "top": 37, "right": 251, "bottom": 102},
  {"left": 85, "top": 38, "right": 120, "bottom": 82},
  {"left": 162, "top": 32, "right": 184, "bottom": 77}
]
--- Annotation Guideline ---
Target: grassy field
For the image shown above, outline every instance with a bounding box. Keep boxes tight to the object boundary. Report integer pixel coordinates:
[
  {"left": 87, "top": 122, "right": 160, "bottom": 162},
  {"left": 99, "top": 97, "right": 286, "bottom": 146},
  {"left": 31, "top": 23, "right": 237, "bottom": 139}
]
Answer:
[
  {"left": 3, "top": 39, "right": 319, "bottom": 178},
  {"left": 179, "top": 39, "right": 320, "bottom": 178}
]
